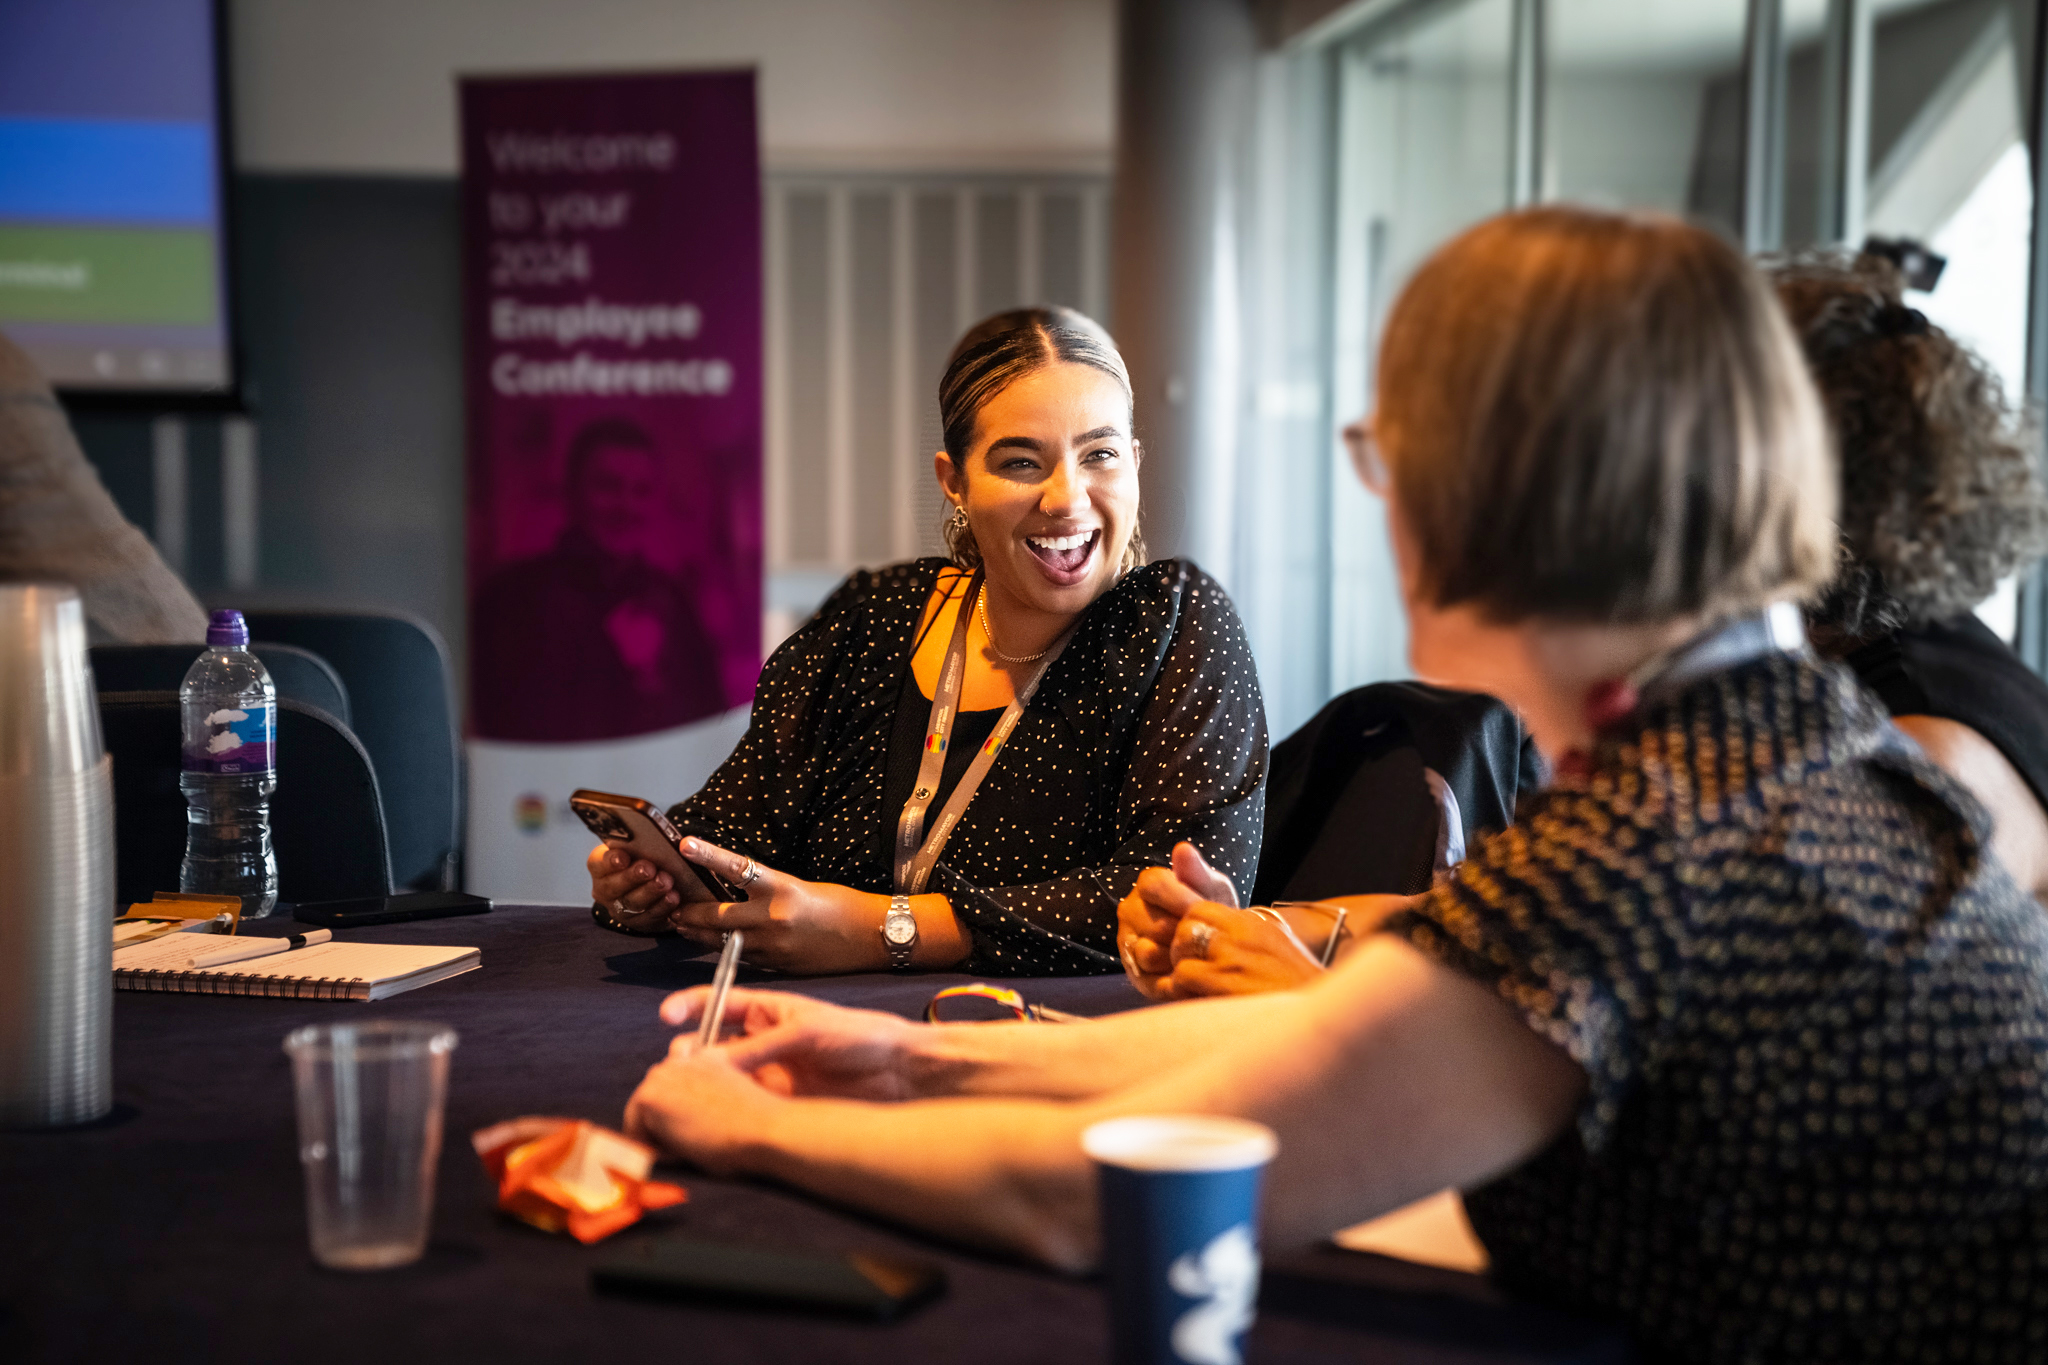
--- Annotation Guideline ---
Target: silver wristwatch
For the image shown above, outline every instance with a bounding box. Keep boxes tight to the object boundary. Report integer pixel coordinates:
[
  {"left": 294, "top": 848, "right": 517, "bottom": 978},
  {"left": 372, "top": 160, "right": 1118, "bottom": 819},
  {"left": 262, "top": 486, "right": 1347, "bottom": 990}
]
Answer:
[{"left": 882, "top": 894, "right": 918, "bottom": 969}]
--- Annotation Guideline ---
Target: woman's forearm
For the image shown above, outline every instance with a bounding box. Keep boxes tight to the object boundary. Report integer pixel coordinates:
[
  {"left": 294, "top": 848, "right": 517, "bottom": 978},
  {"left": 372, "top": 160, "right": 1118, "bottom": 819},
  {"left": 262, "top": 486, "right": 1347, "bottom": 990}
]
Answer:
[
  {"left": 733, "top": 940, "right": 1580, "bottom": 1270},
  {"left": 908, "top": 892, "right": 972, "bottom": 968},
  {"left": 1101, "top": 937, "right": 1584, "bottom": 1248},
  {"left": 1274, "top": 893, "right": 1422, "bottom": 963},
  {"left": 743, "top": 1095, "right": 1103, "bottom": 1270},
  {"left": 907, "top": 990, "right": 1302, "bottom": 1099},
  {"left": 641, "top": 939, "right": 1581, "bottom": 1272}
]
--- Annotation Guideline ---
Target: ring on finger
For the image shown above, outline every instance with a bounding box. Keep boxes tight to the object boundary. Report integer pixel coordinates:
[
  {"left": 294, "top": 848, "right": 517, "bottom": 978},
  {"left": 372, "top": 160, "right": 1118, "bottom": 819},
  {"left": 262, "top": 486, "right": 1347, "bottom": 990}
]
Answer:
[
  {"left": 611, "top": 898, "right": 629, "bottom": 915},
  {"left": 1187, "top": 921, "right": 1216, "bottom": 959},
  {"left": 739, "top": 859, "right": 762, "bottom": 890}
]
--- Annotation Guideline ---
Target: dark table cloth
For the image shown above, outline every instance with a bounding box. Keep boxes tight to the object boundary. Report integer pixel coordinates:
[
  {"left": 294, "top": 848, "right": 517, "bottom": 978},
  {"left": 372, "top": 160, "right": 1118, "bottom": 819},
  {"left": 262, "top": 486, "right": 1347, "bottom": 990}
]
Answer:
[{"left": 1, "top": 904, "right": 1627, "bottom": 1363}]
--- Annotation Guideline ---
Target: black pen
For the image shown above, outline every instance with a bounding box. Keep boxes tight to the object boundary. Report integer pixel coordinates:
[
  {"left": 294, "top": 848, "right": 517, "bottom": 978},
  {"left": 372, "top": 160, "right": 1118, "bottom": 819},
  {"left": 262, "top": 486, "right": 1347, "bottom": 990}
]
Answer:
[{"left": 189, "top": 928, "right": 332, "bottom": 968}]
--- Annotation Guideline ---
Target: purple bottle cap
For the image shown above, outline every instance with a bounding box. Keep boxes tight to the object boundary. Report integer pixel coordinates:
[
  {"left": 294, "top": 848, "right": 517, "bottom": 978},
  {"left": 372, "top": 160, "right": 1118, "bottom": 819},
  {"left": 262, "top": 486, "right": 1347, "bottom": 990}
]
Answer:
[{"left": 206, "top": 609, "right": 249, "bottom": 647}]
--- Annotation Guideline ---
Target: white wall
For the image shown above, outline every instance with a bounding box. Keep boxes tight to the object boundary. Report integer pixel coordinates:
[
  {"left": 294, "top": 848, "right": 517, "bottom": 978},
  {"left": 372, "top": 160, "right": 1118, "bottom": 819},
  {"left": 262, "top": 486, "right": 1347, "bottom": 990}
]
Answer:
[{"left": 228, "top": 0, "right": 1116, "bottom": 175}]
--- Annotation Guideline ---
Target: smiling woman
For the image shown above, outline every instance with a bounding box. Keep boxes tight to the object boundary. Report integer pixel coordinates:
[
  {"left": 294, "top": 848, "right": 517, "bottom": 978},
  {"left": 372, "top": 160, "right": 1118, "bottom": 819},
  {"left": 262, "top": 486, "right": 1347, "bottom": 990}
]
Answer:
[{"left": 586, "top": 307, "right": 1270, "bottom": 976}]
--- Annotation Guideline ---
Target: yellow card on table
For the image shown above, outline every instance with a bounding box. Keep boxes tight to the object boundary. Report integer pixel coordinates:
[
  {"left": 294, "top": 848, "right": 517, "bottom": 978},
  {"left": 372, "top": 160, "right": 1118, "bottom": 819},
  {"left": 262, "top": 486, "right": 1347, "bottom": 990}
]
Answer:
[
  {"left": 113, "top": 916, "right": 230, "bottom": 949},
  {"left": 126, "top": 892, "right": 242, "bottom": 931}
]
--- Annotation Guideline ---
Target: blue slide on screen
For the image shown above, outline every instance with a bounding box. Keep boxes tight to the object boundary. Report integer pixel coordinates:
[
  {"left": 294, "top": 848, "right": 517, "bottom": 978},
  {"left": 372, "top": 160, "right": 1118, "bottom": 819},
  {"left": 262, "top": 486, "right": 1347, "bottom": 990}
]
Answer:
[{"left": 0, "top": 119, "right": 214, "bottom": 225}]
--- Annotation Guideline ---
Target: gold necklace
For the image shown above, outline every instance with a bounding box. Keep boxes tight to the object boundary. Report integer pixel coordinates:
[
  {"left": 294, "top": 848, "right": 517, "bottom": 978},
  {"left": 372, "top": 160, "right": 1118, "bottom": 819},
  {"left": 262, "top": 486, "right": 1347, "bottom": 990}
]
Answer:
[{"left": 976, "top": 585, "right": 1050, "bottom": 664}]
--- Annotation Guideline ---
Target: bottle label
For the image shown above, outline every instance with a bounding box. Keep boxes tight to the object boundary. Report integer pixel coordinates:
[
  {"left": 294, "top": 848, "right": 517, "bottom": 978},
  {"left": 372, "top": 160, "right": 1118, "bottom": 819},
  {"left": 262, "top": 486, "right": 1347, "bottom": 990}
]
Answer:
[{"left": 182, "top": 702, "right": 276, "bottom": 774}]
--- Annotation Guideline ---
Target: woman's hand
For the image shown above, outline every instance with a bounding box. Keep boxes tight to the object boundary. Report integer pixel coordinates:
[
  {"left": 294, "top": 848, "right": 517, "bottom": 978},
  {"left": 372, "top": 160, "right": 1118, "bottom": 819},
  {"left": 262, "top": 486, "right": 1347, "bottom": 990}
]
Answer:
[
  {"left": 1164, "top": 900, "right": 1322, "bottom": 997},
  {"left": 1119, "top": 840, "right": 1324, "bottom": 999},
  {"left": 659, "top": 985, "right": 926, "bottom": 1101},
  {"left": 1118, "top": 842, "right": 1244, "bottom": 998},
  {"left": 587, "top": 842, "right": 692, "bottom": 932},
  {"left": 669, "top": 837, "right": 890, "bottom": 974},
  {"left": 625, "top": 1039, "right": 785, "bottom": 1173}
]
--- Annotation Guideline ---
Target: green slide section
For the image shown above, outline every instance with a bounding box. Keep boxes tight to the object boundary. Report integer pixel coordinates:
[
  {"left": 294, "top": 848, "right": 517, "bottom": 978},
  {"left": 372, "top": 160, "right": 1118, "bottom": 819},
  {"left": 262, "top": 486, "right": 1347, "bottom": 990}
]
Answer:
[{"left": 0, "top": 225, "right": 216, "bottom": 325}]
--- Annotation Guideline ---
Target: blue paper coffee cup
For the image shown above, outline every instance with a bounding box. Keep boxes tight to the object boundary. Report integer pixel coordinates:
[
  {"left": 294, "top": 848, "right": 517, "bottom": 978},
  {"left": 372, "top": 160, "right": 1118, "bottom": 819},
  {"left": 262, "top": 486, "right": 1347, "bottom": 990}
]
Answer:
[{"left": 1083, "top": 1115, "right": 1279, "bottom": 1365}]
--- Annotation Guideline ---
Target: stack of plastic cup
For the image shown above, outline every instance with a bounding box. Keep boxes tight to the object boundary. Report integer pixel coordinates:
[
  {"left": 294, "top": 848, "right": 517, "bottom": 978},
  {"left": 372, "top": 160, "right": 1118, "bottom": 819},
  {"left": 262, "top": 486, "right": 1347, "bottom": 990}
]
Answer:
[{"left": 0, "top": 584, "right": 113, "bottom": 1128}]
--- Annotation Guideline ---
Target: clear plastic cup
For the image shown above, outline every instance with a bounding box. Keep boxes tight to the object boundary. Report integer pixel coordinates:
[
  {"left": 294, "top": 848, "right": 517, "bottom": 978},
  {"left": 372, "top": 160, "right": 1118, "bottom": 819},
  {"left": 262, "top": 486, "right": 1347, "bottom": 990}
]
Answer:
[{"left": 284, "top": 1021, "right": 458, "bottom": 1270}]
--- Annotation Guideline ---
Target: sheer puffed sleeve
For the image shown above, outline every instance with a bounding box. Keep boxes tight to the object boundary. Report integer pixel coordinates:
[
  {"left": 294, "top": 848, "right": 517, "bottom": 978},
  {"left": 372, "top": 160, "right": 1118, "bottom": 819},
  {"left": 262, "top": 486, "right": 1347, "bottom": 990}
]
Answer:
[
  {"left": 661, "top": 569, "right": 883, "bottom": 870},
  {"left": 939, "top": 562, "right": 1269, "bottom": 975}
]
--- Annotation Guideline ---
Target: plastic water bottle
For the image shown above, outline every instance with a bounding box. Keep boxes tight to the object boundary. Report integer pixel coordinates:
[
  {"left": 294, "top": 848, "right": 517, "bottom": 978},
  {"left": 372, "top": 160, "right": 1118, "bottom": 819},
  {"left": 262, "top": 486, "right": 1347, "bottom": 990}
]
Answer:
[{"left": 179, "top": 609, "right": 279, "bottom": 917}]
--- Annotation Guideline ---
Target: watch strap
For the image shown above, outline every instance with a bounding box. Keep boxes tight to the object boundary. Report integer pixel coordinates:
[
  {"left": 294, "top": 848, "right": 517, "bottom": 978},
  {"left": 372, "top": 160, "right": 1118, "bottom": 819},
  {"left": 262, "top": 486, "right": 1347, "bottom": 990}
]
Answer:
[{"left": 885, "top": 894, "right": 916, "bottom": 970}]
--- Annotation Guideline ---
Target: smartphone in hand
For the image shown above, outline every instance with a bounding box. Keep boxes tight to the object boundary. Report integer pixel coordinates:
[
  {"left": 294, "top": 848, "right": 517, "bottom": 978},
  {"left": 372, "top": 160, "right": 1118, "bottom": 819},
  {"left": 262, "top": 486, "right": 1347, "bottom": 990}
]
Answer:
[{"left": 569, "top": 790, "right": 733, "bottom": 904}]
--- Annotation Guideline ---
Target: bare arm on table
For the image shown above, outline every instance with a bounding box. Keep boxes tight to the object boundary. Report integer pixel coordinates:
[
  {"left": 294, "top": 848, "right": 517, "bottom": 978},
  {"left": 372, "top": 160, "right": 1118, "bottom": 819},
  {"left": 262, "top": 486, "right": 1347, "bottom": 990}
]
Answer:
[{"left": 627, "top": 937, "right": 1584, "bottom": 1271}]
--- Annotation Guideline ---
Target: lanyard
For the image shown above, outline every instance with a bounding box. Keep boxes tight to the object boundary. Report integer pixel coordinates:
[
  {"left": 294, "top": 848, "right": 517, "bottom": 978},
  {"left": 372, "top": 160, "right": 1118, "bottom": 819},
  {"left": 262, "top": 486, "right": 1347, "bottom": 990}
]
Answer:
[{"left": 893, "top": 570, "right": 1073, "bottom": 895}]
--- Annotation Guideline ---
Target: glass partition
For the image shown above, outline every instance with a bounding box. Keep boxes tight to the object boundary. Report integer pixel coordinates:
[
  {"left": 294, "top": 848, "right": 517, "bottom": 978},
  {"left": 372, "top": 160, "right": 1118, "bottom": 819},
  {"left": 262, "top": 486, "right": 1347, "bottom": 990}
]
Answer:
[
  {"left": 1304, "top": 0, "right": 2047, "bottom": 673},
  {"left": 1870, "top": 0, "right": 2034, "bottom": 636},
  {"left": 1546, "top": 0, "right": 1752, "bottom": 237},
  {"left": 1864, "top": 0, "right": 2031, "bottom": 393},
  {"left": 1326, "top": 0, "right": 1515, "bottom": 693}
]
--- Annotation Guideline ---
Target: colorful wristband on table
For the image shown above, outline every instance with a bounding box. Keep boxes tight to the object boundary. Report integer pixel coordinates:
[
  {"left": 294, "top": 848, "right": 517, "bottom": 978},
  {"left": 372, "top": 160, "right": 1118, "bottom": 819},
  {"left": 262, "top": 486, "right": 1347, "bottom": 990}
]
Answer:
[{"left": 923, "top": 982, "right": 1083, "bottom": 1025}]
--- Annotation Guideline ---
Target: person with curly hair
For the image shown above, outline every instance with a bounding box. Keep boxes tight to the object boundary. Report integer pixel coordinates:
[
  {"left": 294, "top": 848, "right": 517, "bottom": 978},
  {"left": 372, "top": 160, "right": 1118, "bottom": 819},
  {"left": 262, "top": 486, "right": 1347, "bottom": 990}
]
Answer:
[{"left": 1771, "top": 253, "right": 2048, "bottom": 899}]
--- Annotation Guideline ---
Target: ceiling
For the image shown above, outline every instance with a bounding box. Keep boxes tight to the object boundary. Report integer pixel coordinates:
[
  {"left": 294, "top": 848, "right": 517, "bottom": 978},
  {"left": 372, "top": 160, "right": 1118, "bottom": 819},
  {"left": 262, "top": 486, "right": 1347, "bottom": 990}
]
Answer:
[{"left": 1376, "top": 0, "right": 1953, "bottom": 74}]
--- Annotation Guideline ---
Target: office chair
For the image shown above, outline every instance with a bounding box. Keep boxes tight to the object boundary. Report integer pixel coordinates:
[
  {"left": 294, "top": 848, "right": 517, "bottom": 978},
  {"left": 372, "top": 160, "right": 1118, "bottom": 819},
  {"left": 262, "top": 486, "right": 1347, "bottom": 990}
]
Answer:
[
  {"left": 239, "top": 610, "right": 460, "bottom": 891},
  {"left": 1252, "top": 681, "right": 1543, "bottom": 905},
  {"left": 89, "top": 643, "right": 352, "bottom": 727},
  {"left": 98, "top": 690, "right": 393, "bottom": 909}
]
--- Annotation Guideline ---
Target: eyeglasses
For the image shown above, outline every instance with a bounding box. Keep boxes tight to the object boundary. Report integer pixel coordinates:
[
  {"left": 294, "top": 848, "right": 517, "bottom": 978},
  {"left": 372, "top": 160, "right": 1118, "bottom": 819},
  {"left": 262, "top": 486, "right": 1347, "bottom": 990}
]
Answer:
[{"left": 1343, "top": 421, "right": 1389, "bottom": 495}]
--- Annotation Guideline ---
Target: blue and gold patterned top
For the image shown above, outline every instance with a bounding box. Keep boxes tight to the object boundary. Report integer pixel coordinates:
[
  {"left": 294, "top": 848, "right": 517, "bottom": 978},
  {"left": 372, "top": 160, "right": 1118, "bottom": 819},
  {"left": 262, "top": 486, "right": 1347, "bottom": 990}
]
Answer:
[{"left": 1388, "top": 651, "right": 2048, "bottom": 1363}]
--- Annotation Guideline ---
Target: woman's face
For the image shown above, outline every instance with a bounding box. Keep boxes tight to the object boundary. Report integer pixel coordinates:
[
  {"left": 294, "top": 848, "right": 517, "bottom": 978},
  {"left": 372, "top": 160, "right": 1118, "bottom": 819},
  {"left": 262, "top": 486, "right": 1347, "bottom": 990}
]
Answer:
[{"left": 939, "top": 361, "right": 1139, "bottom": 617}]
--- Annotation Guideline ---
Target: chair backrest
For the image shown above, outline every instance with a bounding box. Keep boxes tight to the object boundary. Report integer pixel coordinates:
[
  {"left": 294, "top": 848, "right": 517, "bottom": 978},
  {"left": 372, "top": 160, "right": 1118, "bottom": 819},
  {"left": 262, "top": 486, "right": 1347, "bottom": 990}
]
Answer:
[
  {"left": 98, "top": 690, "right": 393, "bottom": 908},
  {"left": 89, "top": 643, "right": 352, "bottom": 727},
  {"left": 1253, "top": 681, "right": 1543, "bottom": 905},
  {"left": 238, "top": 610, "right": 460, "bottom": 891}
]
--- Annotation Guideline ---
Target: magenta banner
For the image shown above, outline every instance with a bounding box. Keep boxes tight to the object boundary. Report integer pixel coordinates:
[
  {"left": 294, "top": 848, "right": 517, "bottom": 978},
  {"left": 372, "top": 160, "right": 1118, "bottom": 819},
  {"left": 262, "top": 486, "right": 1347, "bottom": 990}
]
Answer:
[{"left": 461, "top": 70, "right": 761, "bottom": 743}]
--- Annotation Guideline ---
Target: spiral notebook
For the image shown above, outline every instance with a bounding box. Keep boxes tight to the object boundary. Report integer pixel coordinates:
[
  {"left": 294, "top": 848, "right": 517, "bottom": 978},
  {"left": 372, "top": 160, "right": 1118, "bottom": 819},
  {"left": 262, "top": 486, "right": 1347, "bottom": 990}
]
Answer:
[{"left": 111, "top": 933, "right": 480, "bottom": 1001}]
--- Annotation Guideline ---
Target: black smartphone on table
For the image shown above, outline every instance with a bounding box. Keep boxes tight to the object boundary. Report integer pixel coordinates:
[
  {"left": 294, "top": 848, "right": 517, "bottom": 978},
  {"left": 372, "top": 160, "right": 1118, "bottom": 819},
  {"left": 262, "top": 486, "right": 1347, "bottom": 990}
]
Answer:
[
  {"left": 569, "top": 789, "right": 736, "bottom": 904},
  {"left": 592, "top": 1235, "right": 946, "bottom": 1321},
  {"left": 291, "top": 890, "right": 492, "bottom": 929}
]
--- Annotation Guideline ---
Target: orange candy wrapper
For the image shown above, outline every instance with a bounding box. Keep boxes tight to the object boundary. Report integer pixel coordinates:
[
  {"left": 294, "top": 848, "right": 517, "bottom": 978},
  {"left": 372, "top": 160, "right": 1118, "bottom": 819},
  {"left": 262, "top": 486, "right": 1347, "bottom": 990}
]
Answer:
[{"left": 472, "top": 1117, "right": 686, "bottom": 1243}]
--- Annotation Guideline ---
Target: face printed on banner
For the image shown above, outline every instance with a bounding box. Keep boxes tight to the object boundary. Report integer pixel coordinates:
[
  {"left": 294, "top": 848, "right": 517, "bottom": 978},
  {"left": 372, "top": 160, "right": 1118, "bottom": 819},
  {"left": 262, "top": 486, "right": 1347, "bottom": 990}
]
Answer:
[
  {"left": 471, "top": 411, "right": 730, "bottom": 741},
  {"left": 569, "top": 440, "right": 662, "bottom": 561},
  {"left": 943, "top": 361, "right": 1139, "bottom": 618}
]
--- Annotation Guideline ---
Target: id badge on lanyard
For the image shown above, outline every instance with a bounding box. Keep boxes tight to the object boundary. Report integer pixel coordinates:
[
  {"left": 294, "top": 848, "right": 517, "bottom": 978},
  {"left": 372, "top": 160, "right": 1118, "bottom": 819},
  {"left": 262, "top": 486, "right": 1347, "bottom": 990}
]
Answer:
[{"left": 893, "top": 569, "right": 1072, "bottom": 895}]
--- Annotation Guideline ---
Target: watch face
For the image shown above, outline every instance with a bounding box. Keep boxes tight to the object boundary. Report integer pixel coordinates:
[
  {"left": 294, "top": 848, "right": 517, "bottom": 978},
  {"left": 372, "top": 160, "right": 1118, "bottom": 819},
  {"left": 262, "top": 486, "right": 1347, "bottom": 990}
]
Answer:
[{"left": 884, "top": 916, "right": 917, "bottom": 946}]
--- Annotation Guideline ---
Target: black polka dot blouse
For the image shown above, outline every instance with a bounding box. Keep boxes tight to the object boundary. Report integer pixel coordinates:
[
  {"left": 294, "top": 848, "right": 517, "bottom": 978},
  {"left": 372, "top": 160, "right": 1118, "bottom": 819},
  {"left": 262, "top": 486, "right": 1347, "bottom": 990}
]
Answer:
[
  {"left": 1386, "top": 651, "right": 2048, "bottom": 1363},
  {"left": 656, "top": 557, "right": 1268, "bottom": 975}
]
